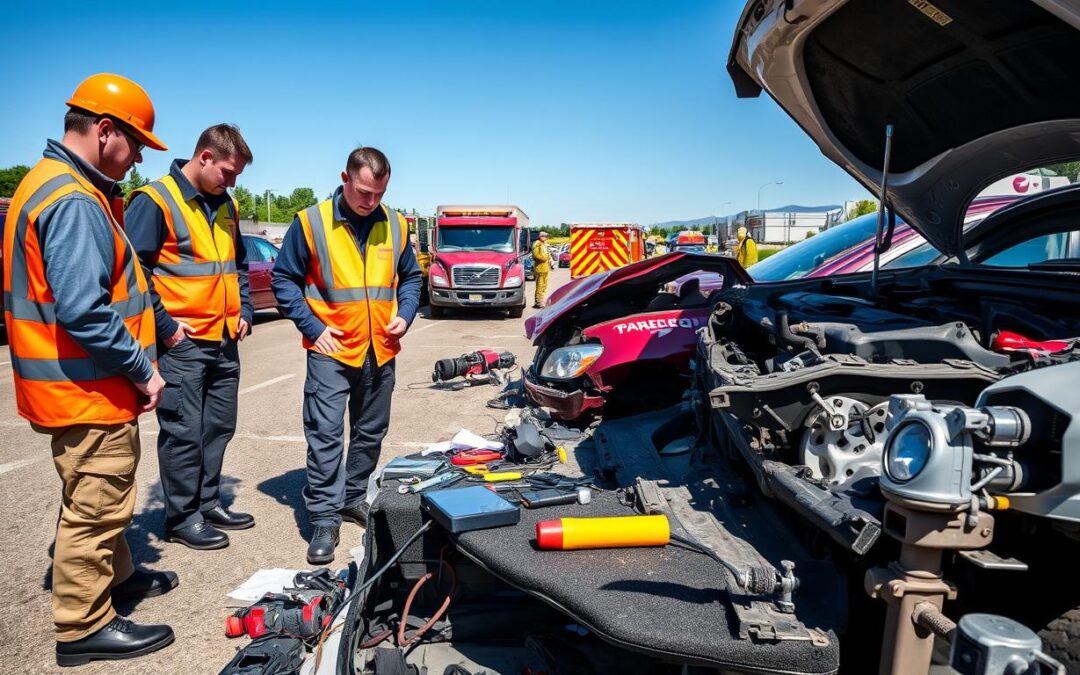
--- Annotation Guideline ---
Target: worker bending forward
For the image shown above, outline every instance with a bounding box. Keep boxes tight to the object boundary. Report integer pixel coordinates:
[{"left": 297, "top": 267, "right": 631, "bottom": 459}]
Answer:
[{"left": 272, "top": 147, "right": 422, "bottom": 564}]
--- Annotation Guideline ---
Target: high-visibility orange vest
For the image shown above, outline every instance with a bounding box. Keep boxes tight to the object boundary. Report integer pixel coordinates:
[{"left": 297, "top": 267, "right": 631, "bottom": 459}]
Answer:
[
  {"left": 298, "top": 201, "right": 406, "bottom": 367},
  {"left": 3, "top": 157, "right": 156, "bottom": 427},
  {"left": 131, "top": 176, "right": 242, "bottom": 340}
]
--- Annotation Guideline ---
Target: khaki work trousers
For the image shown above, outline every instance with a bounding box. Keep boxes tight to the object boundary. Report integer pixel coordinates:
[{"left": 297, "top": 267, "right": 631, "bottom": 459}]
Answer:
[
  {"left": 534, "top": 270, "right": 549, "bottom": 306},
  {"left": 36, "top": 421, "right": 139, "bottom": 642}
]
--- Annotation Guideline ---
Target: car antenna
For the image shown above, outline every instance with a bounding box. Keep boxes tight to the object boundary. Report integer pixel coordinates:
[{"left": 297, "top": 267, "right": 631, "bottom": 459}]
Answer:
[{"left": 870, "top": 123, "right": 895, "bottom": 298}]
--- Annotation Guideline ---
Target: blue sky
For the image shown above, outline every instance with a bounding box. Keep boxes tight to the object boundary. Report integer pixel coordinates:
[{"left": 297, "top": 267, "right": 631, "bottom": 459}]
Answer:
[{"left": 0, "top": 1, "right": 869, "bottom": 226}]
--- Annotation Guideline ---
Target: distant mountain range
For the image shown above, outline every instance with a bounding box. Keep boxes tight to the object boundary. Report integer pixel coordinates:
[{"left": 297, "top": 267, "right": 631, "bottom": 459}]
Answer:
[{"left": 650, "top": 204, "right": 842, "bottom": 230}]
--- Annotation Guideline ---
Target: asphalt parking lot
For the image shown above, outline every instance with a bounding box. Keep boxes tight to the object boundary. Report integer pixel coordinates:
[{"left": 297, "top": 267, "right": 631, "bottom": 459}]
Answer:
[{"left": 0, "top": 268, "right": 568, "bottom": 674}]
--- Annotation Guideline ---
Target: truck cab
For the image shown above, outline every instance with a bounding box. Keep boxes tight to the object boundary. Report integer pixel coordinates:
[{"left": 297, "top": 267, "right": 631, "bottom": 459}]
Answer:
[{"left": 428, "top": 205, "right": 530, "bottom": 318}]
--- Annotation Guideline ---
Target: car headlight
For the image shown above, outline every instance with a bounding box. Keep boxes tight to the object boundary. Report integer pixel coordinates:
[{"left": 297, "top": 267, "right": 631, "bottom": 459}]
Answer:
[
  {"left": 504, "top": 275, "right": 522, "bottom": 287},
  {"left": 431, "top": 273, "right": 448, "bottom": 288},
  {"left": 885, "top": 421, "right": 932, "bottom": 482},
  {"left": 540, "top": 344, "right": 604, "bottom": 380}
]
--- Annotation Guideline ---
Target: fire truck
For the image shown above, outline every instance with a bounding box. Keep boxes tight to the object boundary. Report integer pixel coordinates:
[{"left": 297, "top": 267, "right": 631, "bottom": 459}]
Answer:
[
  {"left": 569, "top": 223, "right": 645, "bottom": 278},
  {"left": 428, "top": 205, "right": 530, "bottom": 318}
]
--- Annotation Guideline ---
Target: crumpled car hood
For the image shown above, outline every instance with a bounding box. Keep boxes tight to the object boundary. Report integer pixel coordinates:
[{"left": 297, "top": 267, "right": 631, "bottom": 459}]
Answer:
[
  {"left": 728, "top": 0, "right": 1080, "bottom": 257},
  {"left": 524, "top": 252, "right": 751, "bottom": 342}
]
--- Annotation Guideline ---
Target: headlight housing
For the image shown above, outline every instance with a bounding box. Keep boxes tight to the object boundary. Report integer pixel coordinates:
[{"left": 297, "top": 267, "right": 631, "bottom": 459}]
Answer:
[
  {"left": 504, "top": 273, "right": 522, "bottom": 288},
  {"left": 430, "top": 263, "right": 449, "bottom": 288},
  {"left": 884, "top": 421, "right": 932, "bottom": 482},
  {"left": 540, "top": 344, "right": 604, "bottom": 380}
]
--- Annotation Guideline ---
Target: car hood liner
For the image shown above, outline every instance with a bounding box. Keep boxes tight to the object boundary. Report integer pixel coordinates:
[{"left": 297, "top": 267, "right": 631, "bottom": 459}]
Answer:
[{"left": 369, "top": 412, "right": 844, "bottom": 674}]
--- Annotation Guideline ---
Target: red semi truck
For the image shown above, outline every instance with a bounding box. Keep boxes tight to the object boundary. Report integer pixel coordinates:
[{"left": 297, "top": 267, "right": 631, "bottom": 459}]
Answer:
[{"left": 427, "top": 205, "right": 530, "bottom": 319}]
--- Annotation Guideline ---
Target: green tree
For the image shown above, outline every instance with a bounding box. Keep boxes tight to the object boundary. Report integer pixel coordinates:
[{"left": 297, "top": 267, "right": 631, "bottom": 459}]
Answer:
[
  {"left": 0, "top": 164, "right": 31, "bottom": 197},
  {"left": 847, "top": 199, "right": 878, "bottom": 221},
  {"left": 288, "top": 187, "right": 317, "bottom": 212},
  {"left": 119, "top": 167, "right": 149, "bottom": 198},
  {"left": 1048, "top": 162, "right": 1080, "bottom": 182},
  {"left": 233, "top": 185, "right": 257, "bottom": 219}
]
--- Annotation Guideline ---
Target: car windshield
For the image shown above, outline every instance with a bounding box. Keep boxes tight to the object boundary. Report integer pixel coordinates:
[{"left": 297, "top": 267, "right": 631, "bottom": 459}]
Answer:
[
  {"left": 437, "top": 226, "right": 515, "bottom": 253},
  {"left": 674, "top": 244, "right": 706, "bottom": 253},
  {"left": 749, "top": 213, "right": 881, "bottom": 281}
]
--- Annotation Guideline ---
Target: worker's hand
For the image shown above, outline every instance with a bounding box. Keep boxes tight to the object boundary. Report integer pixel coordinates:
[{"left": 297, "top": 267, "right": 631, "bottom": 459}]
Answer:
[
  {"left": 385, "top": 317, "right": 408, "bottom": 339},
  {"left": 136, "top": 368, "right": 166, "bottom": 413},
  {"left": 314, "top": 327, "right": 344, "bottom": 354},
  {"left": 237, "top": 318, "right": 251, "bottom": 341},
  {"left": 164, "top": 321, "right": 194, "bottom": 348}
]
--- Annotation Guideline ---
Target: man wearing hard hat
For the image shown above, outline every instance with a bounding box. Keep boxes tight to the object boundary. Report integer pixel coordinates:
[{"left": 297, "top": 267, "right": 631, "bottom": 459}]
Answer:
[
  {"left": 3, "top": 74, "right": 177, "bottom": 666},
  {"left": 531, "top": 231, "right": 551, "bottom": 308},
  {"left": 736, "top": 226, "right": 759, "bottom": 268}
]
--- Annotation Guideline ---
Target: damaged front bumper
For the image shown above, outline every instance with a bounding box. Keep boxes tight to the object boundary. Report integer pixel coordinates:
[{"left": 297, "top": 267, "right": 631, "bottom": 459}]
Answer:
[{"left": 522, "top": 369, "right": 605, "bottom": 420}]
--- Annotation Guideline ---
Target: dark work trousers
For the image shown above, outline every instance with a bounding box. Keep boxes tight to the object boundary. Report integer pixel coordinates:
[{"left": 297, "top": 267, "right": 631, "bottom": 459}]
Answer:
[
  {"left": 156, "top": 337, "right": 240, "bottom": 531},
  {"left": 302, "top": 349, "right": 395, "bottom": 527}
]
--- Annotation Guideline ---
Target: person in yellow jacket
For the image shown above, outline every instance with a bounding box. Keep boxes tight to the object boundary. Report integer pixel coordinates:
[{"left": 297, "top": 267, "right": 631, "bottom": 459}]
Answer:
[
  {"left": 736, "top": 226, "right": 759, "bottom": 268},
  {"left": 4, "top": 73, "right": 177, "bottom": 667},
  {"left": 126, "top": 124, "right": 255, "bottom": 551},
  {"left": 271, "top": 147, "right": 423, "bottom": 564},
  {"left": 532, "top": 231, "right": 551, "bottom": 308}
]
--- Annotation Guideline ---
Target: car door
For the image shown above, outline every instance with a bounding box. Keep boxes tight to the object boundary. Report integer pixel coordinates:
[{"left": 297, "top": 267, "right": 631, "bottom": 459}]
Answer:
[{"left": 242, "top": 236, "right": 274, "bottom": 310}]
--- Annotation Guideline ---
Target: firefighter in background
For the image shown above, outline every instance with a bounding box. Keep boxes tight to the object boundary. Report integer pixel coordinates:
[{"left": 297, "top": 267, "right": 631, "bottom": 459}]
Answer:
[
  {"left": 736, "top": 226, "right": 758, "bottom": 268},
  {"left": 532, "top": 231, "right": 551, "bottom": 308}
]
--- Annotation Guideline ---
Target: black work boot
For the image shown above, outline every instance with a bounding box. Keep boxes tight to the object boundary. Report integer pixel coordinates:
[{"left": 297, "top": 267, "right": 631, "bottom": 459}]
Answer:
[
  {"left": 165, "top": 520, "right": 229, "bottom": 550},
  {"left": 112, "top": 569, "right": 179, "bottom": 601},
  {"left": 307, "top": 525, "right": 340, "bottom": 565},
  {"left": 56, "top": 617, "right": 174, "bottom": 667},
  {"left": 341, "top": 502, "right": 370, "bottom": 528},
  {"left": 202, "top": 504, "right": 255, "bottom": 530}
]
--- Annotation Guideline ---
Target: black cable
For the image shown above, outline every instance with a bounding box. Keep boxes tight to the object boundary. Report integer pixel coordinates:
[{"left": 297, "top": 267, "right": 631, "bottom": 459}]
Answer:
[
  {"left": 325, "top": 520, "right": 434, "bottom": 648},
  {"left": 668, "top": 532, "right": 752, "bottom": 590}
]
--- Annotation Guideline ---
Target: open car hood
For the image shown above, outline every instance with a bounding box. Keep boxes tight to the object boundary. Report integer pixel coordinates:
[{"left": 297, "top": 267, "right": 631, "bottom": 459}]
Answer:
[
  {"left": 728, "top": 0, "right": 1080, "bottom": 257},
  {"left": 524, "top": 252, "right": 752, "bottom": 341}
]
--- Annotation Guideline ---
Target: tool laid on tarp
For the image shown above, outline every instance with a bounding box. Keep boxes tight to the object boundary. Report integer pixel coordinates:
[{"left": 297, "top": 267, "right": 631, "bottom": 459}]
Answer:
[
  {"left": 421, "top": 485, "right": 521, "bottom": 533},
  {"left": 450, "top": 449, "right": 504, "bottom": 465},
  {"left": 225, "top": 569, "right": 346, "bottom": 641},
  {"left": 536, "top": 514, "right": 670, "bottom": 550},
  {"left": 432, "top": 349, "right": 516, "bottom": 388}
]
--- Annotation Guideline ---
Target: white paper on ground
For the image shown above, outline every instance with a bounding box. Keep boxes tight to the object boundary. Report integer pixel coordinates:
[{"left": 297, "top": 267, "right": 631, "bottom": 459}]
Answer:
[
  {"left": 451, "top": 428, "right": 503, "bottom": 451},
  {"left": 227, "top": 568, "right": 303, "bottom": 603},
  {"left": 420, "top": 440, "right": 454, "bottom": 456}
]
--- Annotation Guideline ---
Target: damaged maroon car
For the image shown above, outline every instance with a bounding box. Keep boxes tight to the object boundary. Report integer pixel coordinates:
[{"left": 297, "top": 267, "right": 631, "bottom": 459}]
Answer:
[{"left": 523, "top": 252, "right": 751, "bottom": 419}]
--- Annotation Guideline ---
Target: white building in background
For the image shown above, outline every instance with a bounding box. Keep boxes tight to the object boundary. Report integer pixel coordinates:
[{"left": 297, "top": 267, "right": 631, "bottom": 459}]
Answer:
[{"left": 732, "top": 209, "right": 841, "bottom": 244}]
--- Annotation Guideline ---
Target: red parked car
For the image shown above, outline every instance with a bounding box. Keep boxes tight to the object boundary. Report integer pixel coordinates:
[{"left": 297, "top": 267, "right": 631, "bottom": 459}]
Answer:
[{"left": 241, "top": 234, "right": 281, "bottom": 312}]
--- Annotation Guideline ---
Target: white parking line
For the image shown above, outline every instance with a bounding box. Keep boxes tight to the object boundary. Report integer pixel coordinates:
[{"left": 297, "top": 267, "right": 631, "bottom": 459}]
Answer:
[
  {"left": 238, "top": 374, "right": 295, "bottom": 395},
  {"left": 0, "top": 458, "right": 39, "bottom": 475},
  {"left": 405, "top": 322, "right": 439, "bottom": 337}
]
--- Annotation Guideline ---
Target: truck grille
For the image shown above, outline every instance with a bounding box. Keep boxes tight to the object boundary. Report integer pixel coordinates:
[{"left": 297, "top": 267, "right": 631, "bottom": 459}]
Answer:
[{"left": 452, "top": 264, "right": 501, "bottom": 288}]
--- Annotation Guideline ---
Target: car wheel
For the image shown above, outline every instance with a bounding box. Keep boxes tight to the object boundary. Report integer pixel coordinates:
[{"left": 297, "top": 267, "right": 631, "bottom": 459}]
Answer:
[
  {"left": 508, "top": 304, "right": 525, "bottom": 319},
  {"left": 430, "top": 305, "right": 446, "bottom": 319}
]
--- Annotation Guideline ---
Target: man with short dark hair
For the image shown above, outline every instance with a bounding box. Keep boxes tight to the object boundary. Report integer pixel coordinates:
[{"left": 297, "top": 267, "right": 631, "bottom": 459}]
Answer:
[
  {"left": 125, "top": 124, "right": 255, "bottom": 550},
  {"left": 5, "top": 72, "right": 176, "bottom": 667},
  {"left": 272, "top": 146, "right": 422, "bottom": 564}
]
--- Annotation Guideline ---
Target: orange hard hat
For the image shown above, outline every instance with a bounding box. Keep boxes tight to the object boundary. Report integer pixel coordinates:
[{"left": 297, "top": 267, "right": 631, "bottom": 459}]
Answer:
[{"left": 66, "top": 73, "right": 167, "bottom": 151}]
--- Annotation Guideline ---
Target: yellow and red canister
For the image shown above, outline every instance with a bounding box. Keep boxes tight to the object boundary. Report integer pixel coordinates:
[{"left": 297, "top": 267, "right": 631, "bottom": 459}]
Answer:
[{"left": 535, "top": 514, "right": 670, "bottom": 550}]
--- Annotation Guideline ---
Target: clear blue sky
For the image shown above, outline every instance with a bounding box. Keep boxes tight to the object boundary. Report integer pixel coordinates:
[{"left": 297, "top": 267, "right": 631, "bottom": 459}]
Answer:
[{"left": 0, "top": 1, "right": 870, "bottom": 226}]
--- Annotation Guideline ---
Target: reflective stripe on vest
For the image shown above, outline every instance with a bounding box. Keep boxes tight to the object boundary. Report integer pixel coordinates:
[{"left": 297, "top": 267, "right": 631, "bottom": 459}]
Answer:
[
  {"left": 3, "top": 157, "right": 156, "bottom": 427},
  {"left": 300, "top": 202, "right": 405, "bottom": 367},
  {"left": 132, "top": 177, "right": 242, "bottom": 339}
]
